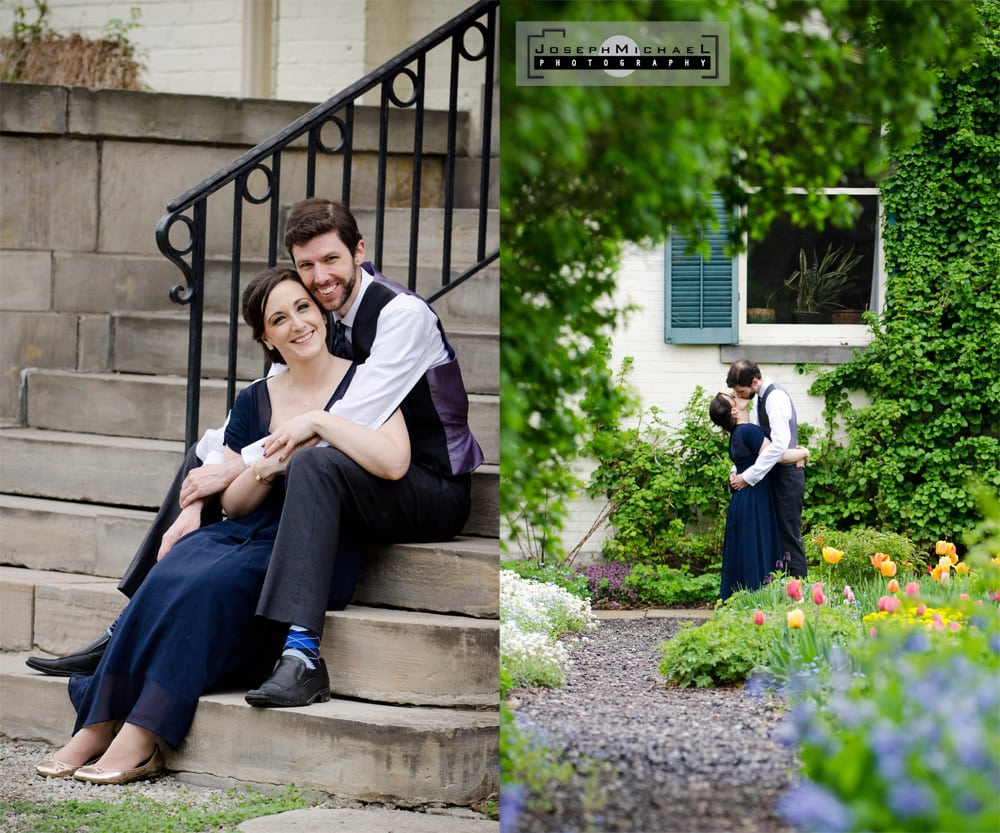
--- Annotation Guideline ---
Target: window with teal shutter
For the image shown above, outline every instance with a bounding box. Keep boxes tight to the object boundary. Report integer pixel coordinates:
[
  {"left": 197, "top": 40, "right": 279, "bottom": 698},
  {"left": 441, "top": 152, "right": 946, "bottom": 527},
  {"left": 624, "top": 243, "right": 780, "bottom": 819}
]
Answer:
[{"left": 664, "top": 196, "right": 737, "bottom": 344}]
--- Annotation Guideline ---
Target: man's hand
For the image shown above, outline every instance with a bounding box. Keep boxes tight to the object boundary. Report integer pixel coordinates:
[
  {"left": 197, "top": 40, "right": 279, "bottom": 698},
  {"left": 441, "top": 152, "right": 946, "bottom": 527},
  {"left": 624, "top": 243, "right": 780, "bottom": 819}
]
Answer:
[
  {"left": 179, "top": 458, "right": 242, "bottom": 508},
  {"left": 157, "top": 502, "right": 203, "bottom": 560},
  {"left": 730, "top": 472, "right": 748, "bottom": 491},
  {"left": 263, "top": 412, "right": 323, "bottom": 462}
]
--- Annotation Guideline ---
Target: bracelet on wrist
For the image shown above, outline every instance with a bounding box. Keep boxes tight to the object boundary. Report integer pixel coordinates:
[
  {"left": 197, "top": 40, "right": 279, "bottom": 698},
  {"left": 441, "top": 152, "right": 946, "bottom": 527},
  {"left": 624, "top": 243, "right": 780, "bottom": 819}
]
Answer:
[{"left": 251, "top": 461, "right": 274, "bottom": 485}]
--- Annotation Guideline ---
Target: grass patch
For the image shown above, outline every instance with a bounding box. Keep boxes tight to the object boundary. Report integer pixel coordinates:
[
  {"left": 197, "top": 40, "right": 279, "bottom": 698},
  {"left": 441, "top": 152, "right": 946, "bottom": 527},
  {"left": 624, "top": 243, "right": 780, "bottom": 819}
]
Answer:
[{"left": 0, "top": 785, "right": 313, "bottom": 833}]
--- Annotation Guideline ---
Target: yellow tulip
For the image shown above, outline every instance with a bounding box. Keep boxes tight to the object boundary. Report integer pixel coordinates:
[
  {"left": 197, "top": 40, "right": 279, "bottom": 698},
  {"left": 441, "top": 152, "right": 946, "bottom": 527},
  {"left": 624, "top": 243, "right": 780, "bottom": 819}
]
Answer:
[
  {"left": 822, "top": 546, "right": 844, "bottom": 565},
  {"left": 936, "top": 540, "right": 949, "bottom": 556},
  {"left": 955, "top": 561, "right": 970, "bottom": 576},
  {"left": 880, "top": 559, "right": 897, "bottom": 577},
  {"left": 787, "top": 609, "right": 805, "bottom": 629}
]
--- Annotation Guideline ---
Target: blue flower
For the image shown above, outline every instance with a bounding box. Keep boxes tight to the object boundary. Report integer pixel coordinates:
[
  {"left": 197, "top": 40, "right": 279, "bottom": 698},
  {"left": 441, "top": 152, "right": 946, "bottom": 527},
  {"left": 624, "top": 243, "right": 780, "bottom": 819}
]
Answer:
[
  {"left": 778, "top": 781, "right": 853, "bottom": 833},
  {"left": 499, "top": 784, "right": 526, "bottom": 833},
  {"left": 888, "top": 783, "right": 935, "bottom": 819}
]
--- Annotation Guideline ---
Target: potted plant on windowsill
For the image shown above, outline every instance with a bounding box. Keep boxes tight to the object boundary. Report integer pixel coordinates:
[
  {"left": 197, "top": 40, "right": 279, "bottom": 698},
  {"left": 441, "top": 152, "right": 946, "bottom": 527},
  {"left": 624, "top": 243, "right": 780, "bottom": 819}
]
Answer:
[
  {"left": 784, "top": 243, "right": 863, "bottom": 323},
  {"left": 747, "top": 290, "right": 777, "bottom": 323}
]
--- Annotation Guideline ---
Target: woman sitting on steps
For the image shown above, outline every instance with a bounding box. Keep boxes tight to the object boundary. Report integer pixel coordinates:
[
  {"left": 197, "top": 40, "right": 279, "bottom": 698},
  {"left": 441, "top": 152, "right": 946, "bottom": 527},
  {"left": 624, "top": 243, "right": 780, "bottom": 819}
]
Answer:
[{"left": 35, "top": 266, "right": 410, "bottom": 785}]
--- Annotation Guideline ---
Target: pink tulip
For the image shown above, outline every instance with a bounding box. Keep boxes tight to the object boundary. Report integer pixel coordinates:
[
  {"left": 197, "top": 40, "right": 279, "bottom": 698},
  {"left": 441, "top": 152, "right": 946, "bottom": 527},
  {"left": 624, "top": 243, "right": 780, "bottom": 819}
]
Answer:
[
  {"left": 843, "top": 585, "right": 855, "bottom": 603},
  {"left": 949, "top": 621, "right": 961, "bottom": 632},
  {"left": 753, "top": 610, "right": 765, "bottom": 626},
  {"left": 904, "top": 582, "right": 920, "bottom": 597},
  {"left": 877, "top": 595, "right": 900, "bottom": 613},
  {"left": 811, "top": 581, "right": 826, "bottom": 606},
  {"left": 916, "top": 604, "right": 927, "bottom": 616},
  {"left": 786, "top": 579, "right": 803, "bottom": 602}
]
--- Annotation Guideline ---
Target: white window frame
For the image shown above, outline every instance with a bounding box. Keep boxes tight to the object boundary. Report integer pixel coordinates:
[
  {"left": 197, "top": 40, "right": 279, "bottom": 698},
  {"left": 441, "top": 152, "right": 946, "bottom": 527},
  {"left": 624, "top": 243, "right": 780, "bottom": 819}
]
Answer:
[{"left": 737, "top": 187, "right": 885, "bottom": 347}]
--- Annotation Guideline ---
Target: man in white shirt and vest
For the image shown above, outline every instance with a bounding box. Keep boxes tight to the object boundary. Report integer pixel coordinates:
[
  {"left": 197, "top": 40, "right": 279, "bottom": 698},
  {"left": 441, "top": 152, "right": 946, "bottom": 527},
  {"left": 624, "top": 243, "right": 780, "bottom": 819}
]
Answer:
[
  {"left": 28, "top": 198, "right": 484, "bottom": 707},
  {"left": 725, "top": 358, "right": 807, "bottom": 578}
]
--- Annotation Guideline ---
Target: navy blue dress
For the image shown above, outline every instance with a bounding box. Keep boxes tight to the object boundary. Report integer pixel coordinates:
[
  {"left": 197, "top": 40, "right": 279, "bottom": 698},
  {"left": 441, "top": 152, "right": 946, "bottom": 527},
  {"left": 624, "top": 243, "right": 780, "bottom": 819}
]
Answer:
[
  {"left": 68, "top": 368, "right": 356, "bottom": 749},
  {"left": 719, "top": 423, "right": 783, "bottom": 601}
]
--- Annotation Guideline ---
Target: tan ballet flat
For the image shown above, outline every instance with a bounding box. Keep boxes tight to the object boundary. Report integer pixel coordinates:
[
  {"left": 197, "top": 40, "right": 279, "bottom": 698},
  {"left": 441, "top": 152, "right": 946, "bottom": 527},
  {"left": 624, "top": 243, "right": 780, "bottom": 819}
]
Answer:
[
  {"left": 72, "top": 746, "right": 164, "bottom": 785},
  {"left": 35, "top": 755, "right": 98, "bottom": 779}
]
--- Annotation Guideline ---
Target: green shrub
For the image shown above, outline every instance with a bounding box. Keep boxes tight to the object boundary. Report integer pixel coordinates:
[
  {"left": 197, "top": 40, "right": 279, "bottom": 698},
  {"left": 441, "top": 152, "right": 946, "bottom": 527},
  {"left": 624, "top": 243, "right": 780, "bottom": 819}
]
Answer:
[
  {"left": 805, "top": 525, "right": 920, "bottom": 587},
  {"left": 587, "top": 386, "right": 730, "bottom": 573},
  {"left": 625, "top": 564, "right": 720, "bottom": 607},
  {"left": 658, "top": 608, "right": 777, "bottom": 688}
]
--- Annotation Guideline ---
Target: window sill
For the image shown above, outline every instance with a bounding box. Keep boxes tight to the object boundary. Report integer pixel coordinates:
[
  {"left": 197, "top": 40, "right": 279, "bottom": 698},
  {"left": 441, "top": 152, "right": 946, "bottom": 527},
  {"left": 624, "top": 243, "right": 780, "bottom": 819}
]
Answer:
[{"left": 720, "top": 334, "right": 870, "bottom": 365}]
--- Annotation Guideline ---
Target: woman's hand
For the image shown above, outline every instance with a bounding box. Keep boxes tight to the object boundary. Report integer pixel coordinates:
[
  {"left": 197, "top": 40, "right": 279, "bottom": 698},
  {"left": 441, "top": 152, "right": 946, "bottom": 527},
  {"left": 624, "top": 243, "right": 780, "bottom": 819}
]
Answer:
[
  {"left": 262, "top": 412, "right": 323, "bottom": 463},
  {"left": 157, "top": 502, "right": 203, "bottom": 560}
]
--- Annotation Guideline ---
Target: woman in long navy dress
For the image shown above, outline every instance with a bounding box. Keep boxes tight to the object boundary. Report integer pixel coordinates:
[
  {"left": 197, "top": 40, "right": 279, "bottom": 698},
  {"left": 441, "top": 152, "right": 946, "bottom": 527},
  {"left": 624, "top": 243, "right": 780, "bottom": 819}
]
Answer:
[
  {"left": 709, "top": 393, "right": 808, "bottom": 600},
  {"left": 36, "top": 267, "right": 410, "bottom": 784}
]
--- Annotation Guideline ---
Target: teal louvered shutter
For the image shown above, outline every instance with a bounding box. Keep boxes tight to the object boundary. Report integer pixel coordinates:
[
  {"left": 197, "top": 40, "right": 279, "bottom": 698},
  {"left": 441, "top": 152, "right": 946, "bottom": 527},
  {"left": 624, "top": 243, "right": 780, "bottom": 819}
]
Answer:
[{"left": 664, "top": 196, "right": 737, "bottom": 344}]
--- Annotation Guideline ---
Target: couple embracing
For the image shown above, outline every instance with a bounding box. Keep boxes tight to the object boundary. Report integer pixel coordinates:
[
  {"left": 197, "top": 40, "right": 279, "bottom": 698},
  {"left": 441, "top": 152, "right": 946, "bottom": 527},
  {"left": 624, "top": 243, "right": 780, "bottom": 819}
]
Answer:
[
  {"left": 28, "top": 198, "right": 483, "bottom": 784},
  {"left": 710, "top": 360, "right": 809, "bottom": 600}
]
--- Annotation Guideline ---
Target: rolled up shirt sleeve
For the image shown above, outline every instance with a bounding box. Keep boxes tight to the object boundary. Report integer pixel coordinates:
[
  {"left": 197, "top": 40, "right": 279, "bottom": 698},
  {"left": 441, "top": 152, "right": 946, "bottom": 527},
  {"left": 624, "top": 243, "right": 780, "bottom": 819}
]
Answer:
[{"left": 742, "top": 388, "right": 793, "bottom": 486}]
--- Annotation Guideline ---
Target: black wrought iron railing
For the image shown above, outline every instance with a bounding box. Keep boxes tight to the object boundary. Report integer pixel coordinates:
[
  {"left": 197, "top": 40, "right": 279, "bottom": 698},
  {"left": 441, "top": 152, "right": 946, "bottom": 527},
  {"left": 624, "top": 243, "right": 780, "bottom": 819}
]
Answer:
[{"left": 155, "top": 0, "right": 497, "bottom": 450}]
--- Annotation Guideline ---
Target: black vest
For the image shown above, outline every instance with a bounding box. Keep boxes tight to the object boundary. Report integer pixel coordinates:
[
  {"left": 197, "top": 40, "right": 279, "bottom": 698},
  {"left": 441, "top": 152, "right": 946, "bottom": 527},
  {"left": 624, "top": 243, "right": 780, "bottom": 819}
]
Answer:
[
  {"left": 330, "top": 265, "right": 484, "bottom": 477},
  {"left": 758, "top": 382, "right": 798, "bottom": 447}
]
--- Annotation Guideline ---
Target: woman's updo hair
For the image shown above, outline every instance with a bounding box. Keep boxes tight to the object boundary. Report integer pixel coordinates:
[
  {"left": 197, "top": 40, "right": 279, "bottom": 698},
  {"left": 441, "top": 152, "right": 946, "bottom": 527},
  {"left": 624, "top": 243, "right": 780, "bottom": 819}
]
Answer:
[
  {"left": 241, "top": 266, "right": 317, "bottom": 365},
  {"left": 709, "top": 392, "right": 737, "bottom": 432}
]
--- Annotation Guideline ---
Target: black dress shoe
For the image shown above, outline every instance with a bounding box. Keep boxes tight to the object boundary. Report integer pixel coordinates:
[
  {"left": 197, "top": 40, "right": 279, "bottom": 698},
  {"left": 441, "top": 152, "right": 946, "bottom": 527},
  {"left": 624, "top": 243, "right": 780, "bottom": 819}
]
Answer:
[
  {"left": 245, "top": 656, "right": 331, "bottom": 707},
  {"left": 25, "top": 632, "right": 111, "bottom": 677}
]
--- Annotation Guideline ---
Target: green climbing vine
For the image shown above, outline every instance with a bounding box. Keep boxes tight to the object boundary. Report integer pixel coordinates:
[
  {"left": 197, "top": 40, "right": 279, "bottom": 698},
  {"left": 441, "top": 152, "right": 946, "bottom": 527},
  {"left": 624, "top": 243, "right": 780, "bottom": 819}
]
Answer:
[{"left": 806, "top": 0, "right": 1000, "bottom": 546}]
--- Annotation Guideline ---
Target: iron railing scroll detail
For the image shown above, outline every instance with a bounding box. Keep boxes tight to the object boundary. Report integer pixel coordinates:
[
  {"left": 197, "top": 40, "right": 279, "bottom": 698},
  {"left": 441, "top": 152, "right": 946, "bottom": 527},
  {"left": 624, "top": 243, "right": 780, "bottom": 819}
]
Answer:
[{"left": 155, "top": 0, "right": 498, "bottom": 450}]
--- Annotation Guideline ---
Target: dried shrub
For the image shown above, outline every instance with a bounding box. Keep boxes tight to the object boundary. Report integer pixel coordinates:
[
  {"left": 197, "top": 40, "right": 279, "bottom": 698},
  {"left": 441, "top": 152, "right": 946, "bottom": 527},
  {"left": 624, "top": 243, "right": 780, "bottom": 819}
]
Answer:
[{"left": 1, "top": 32, "right": 142, "bottom": 89}]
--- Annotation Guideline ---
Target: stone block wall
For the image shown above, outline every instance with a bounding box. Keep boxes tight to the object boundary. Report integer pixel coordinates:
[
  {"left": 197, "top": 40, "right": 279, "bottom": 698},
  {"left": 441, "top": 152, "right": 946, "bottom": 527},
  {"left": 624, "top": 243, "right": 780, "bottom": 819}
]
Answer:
[{"left": 0, "top": 83, "right": 374, "bottom": 425}]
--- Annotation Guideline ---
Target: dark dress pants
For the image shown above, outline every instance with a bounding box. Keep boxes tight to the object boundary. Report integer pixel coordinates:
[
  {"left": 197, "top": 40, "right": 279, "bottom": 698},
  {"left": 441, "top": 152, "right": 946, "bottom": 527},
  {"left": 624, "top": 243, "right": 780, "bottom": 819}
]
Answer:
[
  {"left": 770, "top": 462, "right": 807, "bottom": 577},
  {"left": 255, "top": 445, "right": 471, "bottom": 635}
]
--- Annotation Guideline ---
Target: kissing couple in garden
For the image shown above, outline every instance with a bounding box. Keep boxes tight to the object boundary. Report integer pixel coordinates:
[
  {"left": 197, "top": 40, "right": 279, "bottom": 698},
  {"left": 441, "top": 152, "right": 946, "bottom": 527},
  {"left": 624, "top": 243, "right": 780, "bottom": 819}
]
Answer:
[{"left": 710, "top": 359, "right": 810, "bottom": 600}]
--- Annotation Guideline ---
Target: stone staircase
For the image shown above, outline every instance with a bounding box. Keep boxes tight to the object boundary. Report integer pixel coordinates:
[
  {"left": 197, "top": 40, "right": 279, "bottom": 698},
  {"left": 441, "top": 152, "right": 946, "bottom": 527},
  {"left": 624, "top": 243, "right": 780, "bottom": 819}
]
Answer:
[{"left": 0, "top": 85, "right": 498, "bottom": 806}]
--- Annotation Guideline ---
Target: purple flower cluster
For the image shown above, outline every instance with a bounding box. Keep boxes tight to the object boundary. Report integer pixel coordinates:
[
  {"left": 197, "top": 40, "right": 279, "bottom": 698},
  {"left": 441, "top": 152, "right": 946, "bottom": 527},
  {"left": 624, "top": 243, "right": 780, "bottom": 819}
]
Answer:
[{"left": 575, "top": 562, "right": 640, "bottom": 608}]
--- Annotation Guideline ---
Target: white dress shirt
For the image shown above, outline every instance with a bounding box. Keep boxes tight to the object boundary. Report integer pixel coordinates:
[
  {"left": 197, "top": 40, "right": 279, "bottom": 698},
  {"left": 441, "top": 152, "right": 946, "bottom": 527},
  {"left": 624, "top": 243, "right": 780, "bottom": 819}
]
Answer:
[{"left": 741, "top": 377, "right": 794, "bottom": 487}]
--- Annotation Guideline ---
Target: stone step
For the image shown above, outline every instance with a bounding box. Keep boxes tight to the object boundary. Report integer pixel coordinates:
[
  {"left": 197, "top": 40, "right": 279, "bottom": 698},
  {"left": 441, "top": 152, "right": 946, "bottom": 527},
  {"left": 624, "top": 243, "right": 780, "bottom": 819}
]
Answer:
[
  {"left": 0, "top": 428, "right": 499, "bottom": 537},
  {"left": 0, "top": 653, "right": 498, "bottom": 805},
  {"left": 23, "top": 370, "right": 498, "bottom": 463},
  {"left": 109, "top": 313, "right": 499, "bottom": 397},
  {"left": 46, "top": 238, "right": 499, "bottom": 323},
  {"left": 0, "top": 495, "right": 498, "bottom": 616},
  {"left": 1, "top": 567, "right": 497, "bottom": 708}
]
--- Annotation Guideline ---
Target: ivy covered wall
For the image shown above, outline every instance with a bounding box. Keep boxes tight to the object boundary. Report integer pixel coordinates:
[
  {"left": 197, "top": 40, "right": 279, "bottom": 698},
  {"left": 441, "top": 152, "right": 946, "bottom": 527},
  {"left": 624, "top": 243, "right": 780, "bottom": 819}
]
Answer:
[{"left": 807, "top": 0, "right": 1000, "bottom": 545}]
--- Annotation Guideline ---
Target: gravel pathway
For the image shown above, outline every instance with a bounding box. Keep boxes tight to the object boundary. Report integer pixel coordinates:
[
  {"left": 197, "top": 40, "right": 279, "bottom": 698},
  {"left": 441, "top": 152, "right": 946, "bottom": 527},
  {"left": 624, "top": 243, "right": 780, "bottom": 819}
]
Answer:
[{"left": 506, "top": 614, "right": 800, "bottom": 833}]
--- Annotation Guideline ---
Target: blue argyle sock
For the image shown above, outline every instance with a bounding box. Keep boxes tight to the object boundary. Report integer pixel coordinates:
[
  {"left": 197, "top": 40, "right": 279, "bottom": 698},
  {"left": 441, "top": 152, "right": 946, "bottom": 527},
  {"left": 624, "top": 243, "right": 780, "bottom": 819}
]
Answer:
[{"left": 282, "top": 624, "right": 321, "bottom": 669}]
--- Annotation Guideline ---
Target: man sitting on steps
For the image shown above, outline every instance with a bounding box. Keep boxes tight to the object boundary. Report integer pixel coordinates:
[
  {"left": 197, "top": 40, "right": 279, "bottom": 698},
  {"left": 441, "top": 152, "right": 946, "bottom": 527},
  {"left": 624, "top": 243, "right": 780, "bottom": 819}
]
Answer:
[{"left": 27, "top": 197, "right": 483, "bottom": 708}]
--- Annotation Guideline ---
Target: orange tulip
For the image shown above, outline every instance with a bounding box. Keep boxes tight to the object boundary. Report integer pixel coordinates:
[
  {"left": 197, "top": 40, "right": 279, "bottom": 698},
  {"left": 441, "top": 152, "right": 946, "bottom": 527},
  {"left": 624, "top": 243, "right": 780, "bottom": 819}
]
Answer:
[
  {"left": 753, "top": 610, "right": 765, "bottom": 626},
  {"left": 822, "top": 546, "right": 844, "bottom": 565},
  {"left": 871, "top": 552, "right": 889, "bottom": 569},
  {"left": 787, "top": 609, "right": 805, "bottom": 629},
  {"left": 887, "top": 579, "right": 900, "bottom": 594},
  {"left": 880, "top": 559, "right": 897, "bottom": 577}
]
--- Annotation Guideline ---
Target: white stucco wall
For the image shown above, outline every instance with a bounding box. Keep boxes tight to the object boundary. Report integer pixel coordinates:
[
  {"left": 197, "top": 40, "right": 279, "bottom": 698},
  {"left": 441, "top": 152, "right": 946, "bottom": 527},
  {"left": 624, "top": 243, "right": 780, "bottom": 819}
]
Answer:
[
  {"left": 1, "top": 1, "right": 483, "bottom": 110},
  {"left": 558, "top": 240, "right": 873, "bottom": 558}
]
